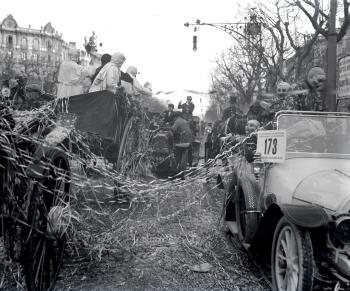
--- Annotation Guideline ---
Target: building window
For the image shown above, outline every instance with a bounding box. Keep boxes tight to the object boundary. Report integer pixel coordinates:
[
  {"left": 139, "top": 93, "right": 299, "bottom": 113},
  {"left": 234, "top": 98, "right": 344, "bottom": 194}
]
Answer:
[
  {"left": 6, "top": 35, "right": 13, "bottom": 49},
  {"left": 48, "top": 55, "right": 51, "bottom": 62},
  {"left": 46, "top": 40, "right": 52, "bottom": 52},
  {"left": 32, "top": 53, "right": 39, "bottom": 62},
  {"left": 33, "top": 38, "right": 39, "bottom": 51},
  {"left": 21, "top": 52, "right": 27, "bottom": 61},
  {"left": 21, "top": 38, "right": 28, "bottom": 50}
]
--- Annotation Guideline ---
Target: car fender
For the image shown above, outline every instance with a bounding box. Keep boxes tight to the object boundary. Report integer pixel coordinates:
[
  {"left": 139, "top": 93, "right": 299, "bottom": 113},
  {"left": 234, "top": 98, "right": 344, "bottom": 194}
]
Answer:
[
  {"left": 280, "top": 204, "right": 331, "bottom": 228},
  {"left": 237, "top": 176, "right": 260, "bottom": 207}
]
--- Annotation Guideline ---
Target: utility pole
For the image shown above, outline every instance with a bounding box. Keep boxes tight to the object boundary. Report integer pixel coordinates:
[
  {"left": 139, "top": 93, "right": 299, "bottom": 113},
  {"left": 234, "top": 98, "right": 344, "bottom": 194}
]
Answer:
[{"left": 327, "top": 0, "right": 337, "bottom": 111}]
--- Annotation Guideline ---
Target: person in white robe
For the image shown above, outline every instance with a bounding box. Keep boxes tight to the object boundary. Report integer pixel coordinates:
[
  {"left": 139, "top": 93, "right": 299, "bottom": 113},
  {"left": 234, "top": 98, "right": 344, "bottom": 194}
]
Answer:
[
  {"left": 56, "top": 48, "right": 87, "bottom": 99},
  {"left": 89, "top": 52, "right": 126, "bottom": 93},
  {"left": 121, "top": 66, "right": 152, "bottom": 97}
]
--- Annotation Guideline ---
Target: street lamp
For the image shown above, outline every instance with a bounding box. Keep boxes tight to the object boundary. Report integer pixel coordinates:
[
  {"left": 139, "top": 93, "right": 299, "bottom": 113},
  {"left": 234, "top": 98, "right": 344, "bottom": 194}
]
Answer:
[{"left": 184, "top": 15, "right": 262, "bottom": 51}]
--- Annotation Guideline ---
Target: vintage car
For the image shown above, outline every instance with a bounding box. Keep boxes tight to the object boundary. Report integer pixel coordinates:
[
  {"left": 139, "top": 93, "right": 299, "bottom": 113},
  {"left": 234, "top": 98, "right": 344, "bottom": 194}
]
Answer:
[{"left": 222, "top": 111, "right": 350, "bottom": 291}]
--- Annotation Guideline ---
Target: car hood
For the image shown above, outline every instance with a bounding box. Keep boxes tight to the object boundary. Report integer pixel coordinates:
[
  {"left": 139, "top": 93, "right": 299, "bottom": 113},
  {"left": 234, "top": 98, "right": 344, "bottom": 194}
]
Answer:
[{"left": 293, "top": 169, "right": 350, "bottom": 212}]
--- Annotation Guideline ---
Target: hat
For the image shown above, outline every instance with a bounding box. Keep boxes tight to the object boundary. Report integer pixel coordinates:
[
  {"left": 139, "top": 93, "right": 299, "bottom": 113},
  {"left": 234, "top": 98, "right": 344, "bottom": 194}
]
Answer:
[{"left": 101, "top": 54, "right": 111, "bottom": 66}]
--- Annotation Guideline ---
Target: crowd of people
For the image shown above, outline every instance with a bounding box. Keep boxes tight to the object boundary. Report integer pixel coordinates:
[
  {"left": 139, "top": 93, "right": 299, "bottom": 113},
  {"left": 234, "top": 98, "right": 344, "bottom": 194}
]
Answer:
[
  {"left": 204, "top": 66, "right": 331, "bottom": 161},
  {"left": 56, "top": 48, "right": 153, "bottom": 101}
]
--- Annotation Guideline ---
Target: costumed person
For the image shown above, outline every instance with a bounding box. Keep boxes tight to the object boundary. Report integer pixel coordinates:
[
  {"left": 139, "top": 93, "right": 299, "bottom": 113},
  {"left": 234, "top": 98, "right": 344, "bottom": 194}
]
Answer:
[
  {"left": 268, "top": 81, "right": 297, "bottom": 115},
  {"left": 143, "top": 82, "right": 153, "bottom": 92},
  {"left": 295, "top": 66, "right": 327, "bottom": 111},
  {"left": 91, "top": 53, "right": 111, "bottom": 83},
  {"left": 162, "top": 103, "right": 176, "bottom": 125},
  {"left": 89, "top": 52, "right": 126, "bottom": 93},
  {"left": 56, "top": 48, "right": 87, "bottom": 111},
  {"left": 178, "top": 96, "right": 195, "bottom": 121},
  {"left": 121, "top": 66, "right": 152, "bottom": 98},
  {"left": 82, "top": 53, "right": 101, "bottom": 92}
]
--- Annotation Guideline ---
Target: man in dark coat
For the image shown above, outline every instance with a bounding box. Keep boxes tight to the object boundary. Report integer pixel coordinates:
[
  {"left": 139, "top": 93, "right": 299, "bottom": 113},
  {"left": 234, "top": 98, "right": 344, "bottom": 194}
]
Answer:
[
  {"left": 222, "top": 94, "right": 245, "bottom": 135},
  {"left": 162, "top": 103, "right": 176, "bottom": 125},
  {"left": 170, "top": 112, "right": 193, "bottom": 167},
  {"left": 178, "top": 96, "right": 195, "bottom": 121}
]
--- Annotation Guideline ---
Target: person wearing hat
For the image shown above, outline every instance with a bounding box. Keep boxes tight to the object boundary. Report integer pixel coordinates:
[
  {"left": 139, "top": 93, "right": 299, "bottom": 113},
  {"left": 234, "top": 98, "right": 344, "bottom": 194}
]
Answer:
[
  {"left": 222, "top": 94, "right": 243, "bottom": 121},
  {"left": 57, "top": 48, "right": 87, "bottom": 99},
  {"left": 222, "top": 94, "right": 245, "bottom": 136},
  {"left": 162, "top": 103, "right": 176, "bottom": 125},
  {"left": 178, "top": 95, "right": 195, "bottom": 121}
]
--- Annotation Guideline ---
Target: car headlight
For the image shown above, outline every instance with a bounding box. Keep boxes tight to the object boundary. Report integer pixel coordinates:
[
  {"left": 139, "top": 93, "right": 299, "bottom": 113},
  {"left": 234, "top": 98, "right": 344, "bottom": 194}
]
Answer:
[{"left": 329, "top": 216, "right": 350, "bottom": 246}]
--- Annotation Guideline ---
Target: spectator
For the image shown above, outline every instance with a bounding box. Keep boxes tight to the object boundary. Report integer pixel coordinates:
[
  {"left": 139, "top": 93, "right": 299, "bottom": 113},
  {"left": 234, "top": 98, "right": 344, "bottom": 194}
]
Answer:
[
  {"left": 162, "top": 103, "right": 176, "bottom": 125},
  {"left": 204, "top": 122, "right": 213, "bottom": 161},
  {"left": 222, "top": 94, "right": 243, "bottom": 121},
  {"left": 170, "top": 112, "right": 194, "bottom": 167},
  {"left": 0, "top": 81, "right": 15, "bottom": 130},
  {"left": 89, "top": 52, "right": 126, "bottom": 93},
  {"left": 178, "top": 96, "right": 195, "bottom": 121},
  {"left": 1, "top": 80, "right": 11, "bottom": 102},
  {"left": 245, "top": 119, "right": 260, "bottom": 135},
  {"left": 57, "top": 48, "right": 87, "bottom": 99}
]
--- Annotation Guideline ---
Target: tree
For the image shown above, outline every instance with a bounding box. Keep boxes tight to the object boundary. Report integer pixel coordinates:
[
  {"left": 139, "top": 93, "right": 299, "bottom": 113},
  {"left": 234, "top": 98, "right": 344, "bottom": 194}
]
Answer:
[
  {"left": 212, "top": 39, "right": 265, "bottom": 106},
  {"left": 289, "top": 0, "right": 350, "bottom": 110},
  {"left": 210, "top": 0, "right": 328, "bottom": 103}
]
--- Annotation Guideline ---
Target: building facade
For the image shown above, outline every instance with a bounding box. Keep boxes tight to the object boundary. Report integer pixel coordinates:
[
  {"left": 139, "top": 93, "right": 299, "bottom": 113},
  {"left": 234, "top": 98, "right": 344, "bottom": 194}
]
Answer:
[{"left": 0, "top": 14, "right": 76, "bottom": 93}]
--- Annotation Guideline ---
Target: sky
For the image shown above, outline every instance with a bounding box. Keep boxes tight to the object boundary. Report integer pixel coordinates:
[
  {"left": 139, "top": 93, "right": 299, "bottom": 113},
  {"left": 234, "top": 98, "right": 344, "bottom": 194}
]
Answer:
[{"left": 0, "top": 0, "right": 251, "bottom": 95}]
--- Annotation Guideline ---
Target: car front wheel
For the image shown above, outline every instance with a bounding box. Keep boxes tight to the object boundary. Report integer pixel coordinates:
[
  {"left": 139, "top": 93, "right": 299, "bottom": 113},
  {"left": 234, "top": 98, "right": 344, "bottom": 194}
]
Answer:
[{"left": 271, "top": 217, "right": 314, "bottom": 291}]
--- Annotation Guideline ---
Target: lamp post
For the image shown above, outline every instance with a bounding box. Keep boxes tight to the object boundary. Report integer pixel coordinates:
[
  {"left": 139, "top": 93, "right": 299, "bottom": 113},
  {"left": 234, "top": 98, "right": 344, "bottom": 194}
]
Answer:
[
  {"left": 326, "top": 0, "right": 337, "bottom": 112},
  {"left": 184, "top": 15, "right": 262, "bottom": 52}
]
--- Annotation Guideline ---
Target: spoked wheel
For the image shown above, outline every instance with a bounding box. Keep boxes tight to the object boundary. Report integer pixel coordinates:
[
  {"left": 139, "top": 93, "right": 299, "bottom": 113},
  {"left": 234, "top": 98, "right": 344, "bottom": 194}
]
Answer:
[
  {"left": 24, "top": 156, "right": 70, "bottom": 291},
  {"left": 271, "top": 217, "right": 314, "bottom": 291},
  {"left": 235, "top": 180, "right": 258, "bottom": 244},
  {"left": 0, "top": 157, "right": 27, "bottom": 262}
]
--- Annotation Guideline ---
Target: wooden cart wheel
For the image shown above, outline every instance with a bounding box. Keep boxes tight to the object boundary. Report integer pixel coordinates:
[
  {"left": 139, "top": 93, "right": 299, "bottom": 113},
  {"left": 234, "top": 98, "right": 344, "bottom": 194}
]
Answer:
[
  {"left": 116, "top": 118, "right": 134, "bottom": 172},
  {"left": 24, "top": 155, "right": 70, "bottom": 291},
  {"left": 0, "top": 153, "right": 27, "bottom": 262}
]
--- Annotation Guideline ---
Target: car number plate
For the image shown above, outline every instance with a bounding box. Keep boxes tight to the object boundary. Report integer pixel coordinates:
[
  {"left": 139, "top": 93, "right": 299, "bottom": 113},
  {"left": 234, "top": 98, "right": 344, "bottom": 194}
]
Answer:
[{"left": 256, "top": 130, "right": 286, "bottom": 163}]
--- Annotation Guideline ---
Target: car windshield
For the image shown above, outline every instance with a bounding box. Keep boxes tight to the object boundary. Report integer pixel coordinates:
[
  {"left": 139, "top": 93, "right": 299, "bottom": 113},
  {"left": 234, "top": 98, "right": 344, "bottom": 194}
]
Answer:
[{"left": 277, "top": 113, "right": 350, "bottom": 154}]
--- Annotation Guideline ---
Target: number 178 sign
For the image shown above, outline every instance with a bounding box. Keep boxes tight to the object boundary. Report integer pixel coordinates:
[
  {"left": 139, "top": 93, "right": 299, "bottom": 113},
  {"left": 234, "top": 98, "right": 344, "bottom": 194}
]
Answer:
[{"left": 256, "top": 130, "right": 287, "bottom": 163}]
